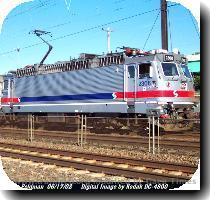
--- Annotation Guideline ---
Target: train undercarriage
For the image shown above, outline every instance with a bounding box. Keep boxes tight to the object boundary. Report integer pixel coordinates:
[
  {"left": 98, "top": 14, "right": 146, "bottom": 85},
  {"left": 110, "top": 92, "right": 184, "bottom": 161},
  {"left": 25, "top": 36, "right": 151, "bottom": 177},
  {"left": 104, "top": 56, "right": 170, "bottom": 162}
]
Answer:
[{"left": 0, "top": 108, "right": 200, "bottom": 136}]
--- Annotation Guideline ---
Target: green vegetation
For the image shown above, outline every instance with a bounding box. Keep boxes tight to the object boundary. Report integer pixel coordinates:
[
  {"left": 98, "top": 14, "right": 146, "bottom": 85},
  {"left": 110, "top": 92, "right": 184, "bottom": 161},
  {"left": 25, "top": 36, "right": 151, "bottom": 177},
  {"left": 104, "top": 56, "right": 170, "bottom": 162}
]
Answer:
[{"left": 193, "top": 72, "right": 200, "bottom": 91}]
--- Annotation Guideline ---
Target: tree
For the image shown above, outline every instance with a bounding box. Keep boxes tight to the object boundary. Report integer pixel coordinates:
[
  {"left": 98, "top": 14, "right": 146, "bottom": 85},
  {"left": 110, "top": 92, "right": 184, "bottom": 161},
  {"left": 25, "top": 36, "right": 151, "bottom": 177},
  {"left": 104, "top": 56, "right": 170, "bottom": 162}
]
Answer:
[{"left": 193, "top": 72, "right": 200, "bottom": 91}]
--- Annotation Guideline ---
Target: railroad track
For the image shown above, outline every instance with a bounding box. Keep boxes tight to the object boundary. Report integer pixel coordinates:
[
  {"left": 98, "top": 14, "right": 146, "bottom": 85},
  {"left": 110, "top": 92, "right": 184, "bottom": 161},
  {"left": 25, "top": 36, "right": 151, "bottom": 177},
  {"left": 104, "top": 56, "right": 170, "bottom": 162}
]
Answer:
[
  {"left": 0, "top": 129, "right": 200, "bottom": 151},
  {"left": 0, "top": 142, "right": 197, "bottom": 182},
  {"left": 0, "top": 128, "right": 200, "bottom": 150}
]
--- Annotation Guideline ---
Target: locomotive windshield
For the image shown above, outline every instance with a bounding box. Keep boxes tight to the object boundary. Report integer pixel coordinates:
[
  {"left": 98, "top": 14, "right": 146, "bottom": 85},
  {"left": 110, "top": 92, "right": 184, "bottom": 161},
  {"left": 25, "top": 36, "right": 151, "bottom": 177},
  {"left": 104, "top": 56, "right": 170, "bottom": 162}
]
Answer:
[
  {"left": 161, "top": 63, "right": 179, "bottom": 77},
  {"left": 181, "top": 65, "right": 192, "bottom": 78}
]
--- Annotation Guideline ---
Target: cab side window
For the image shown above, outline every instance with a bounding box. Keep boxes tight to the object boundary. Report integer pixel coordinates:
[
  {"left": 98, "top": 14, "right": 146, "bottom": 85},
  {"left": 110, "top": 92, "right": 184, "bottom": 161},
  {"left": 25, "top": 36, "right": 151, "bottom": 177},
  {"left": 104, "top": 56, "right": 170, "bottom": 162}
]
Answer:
[
  {"left": 139, "top": 63, "right": 150, "bottom": 79},
  {"left": 3, "top": 80, "right": 8, "bottom": 90},
  {"left": 128, "top": 65, "right": 135, "bottom": 78}
]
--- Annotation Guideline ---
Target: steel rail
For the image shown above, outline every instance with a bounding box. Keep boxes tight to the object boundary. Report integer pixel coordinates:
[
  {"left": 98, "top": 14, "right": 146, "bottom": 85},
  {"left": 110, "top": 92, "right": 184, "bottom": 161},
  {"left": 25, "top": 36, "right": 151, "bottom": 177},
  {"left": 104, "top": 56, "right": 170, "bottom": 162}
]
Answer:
[
  {"left": 0, "top": 142, "right": 197, "bottom": 174},
  {"left": 0, "top": 128, "right": 200, "bottom": 150},
  {"left": 0, "top": 148, "right": 190, "bottom": 182}
]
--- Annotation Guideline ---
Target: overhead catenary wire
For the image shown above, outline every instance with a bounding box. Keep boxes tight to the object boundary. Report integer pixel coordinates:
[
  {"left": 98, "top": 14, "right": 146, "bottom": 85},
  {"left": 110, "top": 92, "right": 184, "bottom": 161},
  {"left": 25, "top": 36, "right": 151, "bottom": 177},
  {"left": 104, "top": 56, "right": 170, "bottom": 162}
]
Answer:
[
  {"left": 64, "top": 0, "right": 72, "bottom": 12},
  {"left": 3, "top": 0, "right": 60, "bottom": 40},
  {"left": 3, "top": 0, "right": 159, "bottom": 40},
  {"left": 187, "top": 10, "right": 200, "bottom": 39},
  {"left": 5, "top": 0, "right": 56, "bottom": 21},
  {"left": 38, "top": 0, "right": 44, "bottom": 6},
  {"left": 114, "top": 0, "right": 126, "bottom": 4},
  {"left": 4, "top": 1, "right": 129, "bottom": 40},
  {"left": 142, "top": 10, "right": 160, "bottom": 50},
  {"left": 0, "top": 3, "right": 179, "bottom": 57}
]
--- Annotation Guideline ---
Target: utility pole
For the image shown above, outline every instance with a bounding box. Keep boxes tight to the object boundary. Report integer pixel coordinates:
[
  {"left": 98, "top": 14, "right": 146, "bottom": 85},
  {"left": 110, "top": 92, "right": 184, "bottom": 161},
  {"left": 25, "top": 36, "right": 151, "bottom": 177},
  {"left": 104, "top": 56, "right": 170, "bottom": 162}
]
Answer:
[
  {"left": 161, "top": 0, "right": 168, "bottom": 51},
  {"left": 102, "top": 27, "right": 113, "bottom": 53}
]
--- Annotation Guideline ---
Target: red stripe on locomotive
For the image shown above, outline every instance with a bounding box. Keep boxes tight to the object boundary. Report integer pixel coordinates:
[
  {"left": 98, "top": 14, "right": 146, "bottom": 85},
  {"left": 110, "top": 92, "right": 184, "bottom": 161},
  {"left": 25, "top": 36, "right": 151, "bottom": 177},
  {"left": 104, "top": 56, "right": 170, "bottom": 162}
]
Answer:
[
  {"left": 114, "top": 90, "right": 195, "bottom": 99},
  {"left": 0, "top": 98, "right": 20, "bottom": 103}
]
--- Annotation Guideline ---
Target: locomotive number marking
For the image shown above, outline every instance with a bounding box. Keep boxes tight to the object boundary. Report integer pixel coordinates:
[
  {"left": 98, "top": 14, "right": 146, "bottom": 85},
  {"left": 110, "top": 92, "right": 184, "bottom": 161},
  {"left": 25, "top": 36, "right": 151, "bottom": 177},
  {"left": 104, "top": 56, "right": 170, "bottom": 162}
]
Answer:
[
  {"left": 164, "top": 55, "right": 174, "bottom": 62},
  {"left": 139, "top": 81, "right": 152, "bottom": 87}
]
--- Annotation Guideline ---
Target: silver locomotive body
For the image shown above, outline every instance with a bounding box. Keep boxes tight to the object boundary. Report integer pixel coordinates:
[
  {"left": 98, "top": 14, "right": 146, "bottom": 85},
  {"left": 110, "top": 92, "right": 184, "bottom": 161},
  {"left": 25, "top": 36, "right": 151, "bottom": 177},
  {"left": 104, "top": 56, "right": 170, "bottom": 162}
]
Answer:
[{"left": 0, "top": 50, "right": 197, "bottom": 116}]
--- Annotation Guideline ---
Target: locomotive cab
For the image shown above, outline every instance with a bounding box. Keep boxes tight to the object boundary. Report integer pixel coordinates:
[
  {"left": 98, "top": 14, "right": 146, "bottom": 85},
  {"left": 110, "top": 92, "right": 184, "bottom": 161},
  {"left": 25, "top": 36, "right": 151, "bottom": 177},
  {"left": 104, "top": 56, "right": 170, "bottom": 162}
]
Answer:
[
  {"left": 124, "top": 51, "right": 196, "bottom": 117},
  {"left": 155, "top": 55, "right": 196, "bottom": 117}
]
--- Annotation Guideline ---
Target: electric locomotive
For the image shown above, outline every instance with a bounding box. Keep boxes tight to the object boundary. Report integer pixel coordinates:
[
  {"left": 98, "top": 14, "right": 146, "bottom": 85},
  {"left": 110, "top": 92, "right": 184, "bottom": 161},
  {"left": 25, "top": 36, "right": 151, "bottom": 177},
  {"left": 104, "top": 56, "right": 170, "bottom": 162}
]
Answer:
[{"left": 0, "top": 47, "right": 197, "bottom": 119}]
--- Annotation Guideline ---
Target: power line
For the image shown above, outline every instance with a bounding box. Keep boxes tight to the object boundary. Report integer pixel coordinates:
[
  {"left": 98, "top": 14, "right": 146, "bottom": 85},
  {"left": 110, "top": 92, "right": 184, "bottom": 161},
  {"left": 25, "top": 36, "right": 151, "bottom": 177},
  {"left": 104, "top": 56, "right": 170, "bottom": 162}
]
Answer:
[
  {"left": 44, "top": 6, "right": 126, "bottom": 30},
  {"left": 0, "top": 3, "right": 179, "bottom": 57},
  {"left": 6, "top": 0, "right": 164, "bottom": 35},
  {"left": 143, "top": 10, "right": 160, "bottom": 50},
  {"left": 3, "top": 0, "right": 59, "bottom": 39},
  {"left": 4, "top": 2, "right": 126, "bottom": 40},
  {"left": 114, "top": 0, "right": 126, "bottom": 4},
  {"left": 5, "top": 0, "right": 56, "bottom": 21},
  {"left": 47, "top": 3, "right": 178, "bottom": 41},
  {"left": 4, "top": 0, "right": 156, "bottom": 41},
  {"left": 188, "top": 10, "right": 200, "bottom": 39},
  {"left": 38, "top": 0, "right": 44, "bottom": 6},
  {"left": 64, "top": 0, "right": 72, "bottom": 12}
]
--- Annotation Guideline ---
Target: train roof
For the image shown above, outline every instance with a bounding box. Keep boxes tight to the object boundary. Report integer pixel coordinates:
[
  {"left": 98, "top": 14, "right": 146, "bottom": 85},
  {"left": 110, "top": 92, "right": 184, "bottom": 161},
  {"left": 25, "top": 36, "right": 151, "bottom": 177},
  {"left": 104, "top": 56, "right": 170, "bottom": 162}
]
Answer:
[{"left": 12, "top": 48, "right": 187, "bottom": 78}]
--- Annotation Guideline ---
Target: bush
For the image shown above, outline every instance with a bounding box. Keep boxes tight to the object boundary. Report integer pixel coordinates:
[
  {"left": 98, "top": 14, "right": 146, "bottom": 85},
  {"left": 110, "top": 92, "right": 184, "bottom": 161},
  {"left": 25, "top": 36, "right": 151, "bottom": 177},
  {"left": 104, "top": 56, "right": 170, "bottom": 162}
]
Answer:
[{"left": 193, "top": 73, "right": 200, "bottom": 91}]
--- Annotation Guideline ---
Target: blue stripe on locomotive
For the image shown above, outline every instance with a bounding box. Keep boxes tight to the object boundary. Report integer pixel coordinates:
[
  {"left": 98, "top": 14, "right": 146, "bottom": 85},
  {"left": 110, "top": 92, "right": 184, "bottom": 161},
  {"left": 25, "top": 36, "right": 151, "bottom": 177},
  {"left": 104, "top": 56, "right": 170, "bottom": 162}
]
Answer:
[{"left": 21, "top": 93, "right": 114, "bottom": 102}]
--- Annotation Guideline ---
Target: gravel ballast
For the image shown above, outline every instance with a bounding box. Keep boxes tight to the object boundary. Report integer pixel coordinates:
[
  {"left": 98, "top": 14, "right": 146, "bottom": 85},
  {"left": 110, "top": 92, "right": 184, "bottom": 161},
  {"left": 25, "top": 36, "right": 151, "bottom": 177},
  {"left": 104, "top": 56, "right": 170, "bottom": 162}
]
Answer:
[{"left": 0, "top": 136, "right": 200, "bottom": 183}]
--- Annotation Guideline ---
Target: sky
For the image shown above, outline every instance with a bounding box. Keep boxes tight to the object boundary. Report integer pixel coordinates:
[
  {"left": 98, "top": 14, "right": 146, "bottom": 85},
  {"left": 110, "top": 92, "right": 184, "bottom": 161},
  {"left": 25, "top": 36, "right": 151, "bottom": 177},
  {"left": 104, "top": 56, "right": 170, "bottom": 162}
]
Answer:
[{"left": 0, "top": 0, "right": 200, "bottom": 75}]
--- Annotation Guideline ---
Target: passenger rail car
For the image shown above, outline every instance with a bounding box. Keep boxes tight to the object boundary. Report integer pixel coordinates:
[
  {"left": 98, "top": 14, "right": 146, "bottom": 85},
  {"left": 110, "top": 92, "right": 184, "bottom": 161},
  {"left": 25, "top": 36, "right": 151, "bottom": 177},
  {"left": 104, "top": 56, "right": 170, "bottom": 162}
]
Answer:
[{"left": 0, "top": 48, "right": 197, "bottom": 117}]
